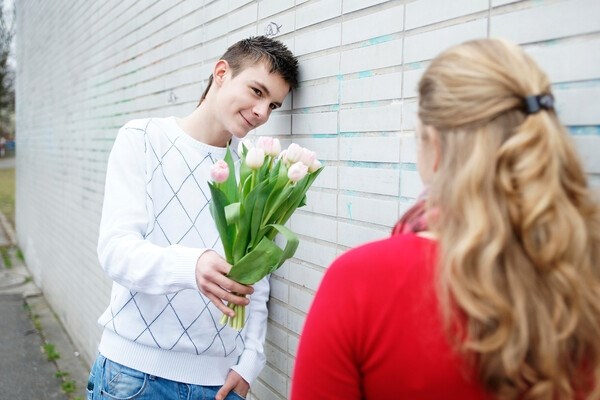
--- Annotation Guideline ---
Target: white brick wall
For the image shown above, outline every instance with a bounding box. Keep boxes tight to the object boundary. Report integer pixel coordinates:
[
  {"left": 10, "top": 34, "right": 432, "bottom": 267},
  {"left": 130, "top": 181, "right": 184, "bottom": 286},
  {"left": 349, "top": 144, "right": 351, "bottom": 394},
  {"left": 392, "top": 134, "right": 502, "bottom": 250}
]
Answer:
[{"left": 15, "top": 1, "right": 600, "bottom": 399}]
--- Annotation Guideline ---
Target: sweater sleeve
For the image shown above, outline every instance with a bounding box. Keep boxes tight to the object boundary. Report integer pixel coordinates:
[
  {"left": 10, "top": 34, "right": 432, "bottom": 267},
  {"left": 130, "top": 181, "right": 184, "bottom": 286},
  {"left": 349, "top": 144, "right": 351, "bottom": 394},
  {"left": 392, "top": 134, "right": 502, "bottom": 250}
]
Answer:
[
  {"left": 230, "top": 275, "right": 270, "bottom": 384},
  {"left": 291, "top": 257, "right": 362, "bottom": 400},
  {"left": 97, "top": 123, "right": 208, "bottom": 294}
]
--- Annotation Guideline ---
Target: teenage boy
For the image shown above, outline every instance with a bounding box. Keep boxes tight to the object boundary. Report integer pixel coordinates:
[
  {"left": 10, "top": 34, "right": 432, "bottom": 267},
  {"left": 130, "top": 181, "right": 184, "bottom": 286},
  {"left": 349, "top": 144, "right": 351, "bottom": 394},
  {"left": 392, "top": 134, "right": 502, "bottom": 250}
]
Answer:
[{"left": 88, "top": 36, "right": 299, "bottom": 400}]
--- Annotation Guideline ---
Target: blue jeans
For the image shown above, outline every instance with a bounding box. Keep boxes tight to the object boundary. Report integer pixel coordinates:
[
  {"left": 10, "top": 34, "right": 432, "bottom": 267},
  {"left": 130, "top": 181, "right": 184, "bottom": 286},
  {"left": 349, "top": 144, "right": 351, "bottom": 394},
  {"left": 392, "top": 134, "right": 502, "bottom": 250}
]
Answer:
[{"left": 87, "top": 354, "right": 246, "bottom": 400}]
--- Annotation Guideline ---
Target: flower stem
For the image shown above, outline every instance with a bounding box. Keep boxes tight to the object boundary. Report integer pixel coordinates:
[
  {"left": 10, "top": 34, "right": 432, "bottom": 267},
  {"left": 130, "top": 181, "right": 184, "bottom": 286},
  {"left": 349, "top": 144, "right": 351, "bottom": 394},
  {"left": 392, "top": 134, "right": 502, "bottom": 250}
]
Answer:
[
  {"left": 219, "top": 310, "right": 228, "bottom": 326},
  {"left": 219, "top": 298, "right": 247, "bottom": 331}
]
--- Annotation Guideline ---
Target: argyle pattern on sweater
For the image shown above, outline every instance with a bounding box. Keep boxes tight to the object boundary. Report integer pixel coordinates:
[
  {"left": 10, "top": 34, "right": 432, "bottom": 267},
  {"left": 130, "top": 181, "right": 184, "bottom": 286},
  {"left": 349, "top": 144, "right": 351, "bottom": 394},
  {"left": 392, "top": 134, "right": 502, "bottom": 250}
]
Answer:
[{"left": 100, "top": 118, "right": 245, "bottom": 356}]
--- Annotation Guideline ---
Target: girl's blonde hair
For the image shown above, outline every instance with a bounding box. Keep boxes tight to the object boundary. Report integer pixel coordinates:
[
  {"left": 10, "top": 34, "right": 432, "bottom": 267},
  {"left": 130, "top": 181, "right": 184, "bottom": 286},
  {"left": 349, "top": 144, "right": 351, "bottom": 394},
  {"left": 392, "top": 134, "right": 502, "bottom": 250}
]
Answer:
[{"left": 419, "top": 38, "right": 600, "bottom": 399}]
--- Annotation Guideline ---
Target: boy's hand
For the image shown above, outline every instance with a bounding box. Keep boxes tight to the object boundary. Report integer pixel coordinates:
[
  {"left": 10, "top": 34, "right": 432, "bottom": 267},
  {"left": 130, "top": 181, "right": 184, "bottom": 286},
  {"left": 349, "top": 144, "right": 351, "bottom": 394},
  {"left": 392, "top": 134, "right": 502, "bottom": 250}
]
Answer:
[
  {"left": 216, "top": 370, "right": 249, "bottom": 400},
  {"left": 195, "top": 251, "right": 253, "bottom": 316}
]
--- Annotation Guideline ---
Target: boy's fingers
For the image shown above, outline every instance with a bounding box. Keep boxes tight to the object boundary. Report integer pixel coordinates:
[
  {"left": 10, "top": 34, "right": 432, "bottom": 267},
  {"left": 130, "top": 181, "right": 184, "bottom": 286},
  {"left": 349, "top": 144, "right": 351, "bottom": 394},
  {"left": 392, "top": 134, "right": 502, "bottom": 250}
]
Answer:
[
  {"left": 205, "top": 292, "right": 234, "bottom": 317},
  {"left": 205, "top": 281, "right": 249, "bottom": 306},
  {"left": 213, "top": 274, "right": 253, "bottom": 295}
]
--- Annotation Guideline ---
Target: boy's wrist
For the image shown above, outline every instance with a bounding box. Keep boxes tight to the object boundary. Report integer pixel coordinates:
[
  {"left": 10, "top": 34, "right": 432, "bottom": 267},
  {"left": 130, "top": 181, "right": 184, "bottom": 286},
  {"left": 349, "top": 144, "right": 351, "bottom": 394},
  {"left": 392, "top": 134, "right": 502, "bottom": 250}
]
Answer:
[
  {"left": 231, "top": 349, "right": 266, "bottom": 385},
  {"left": 167, "top": 245, "right": 208, "bottom": 291}
]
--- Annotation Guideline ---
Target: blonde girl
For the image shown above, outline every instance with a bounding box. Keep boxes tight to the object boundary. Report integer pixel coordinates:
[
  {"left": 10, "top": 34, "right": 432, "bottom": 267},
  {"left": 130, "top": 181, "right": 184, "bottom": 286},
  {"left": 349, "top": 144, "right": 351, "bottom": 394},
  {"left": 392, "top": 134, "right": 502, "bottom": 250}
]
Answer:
[{"left": 292, "top": 38, "right": 600, "bottom": 400}]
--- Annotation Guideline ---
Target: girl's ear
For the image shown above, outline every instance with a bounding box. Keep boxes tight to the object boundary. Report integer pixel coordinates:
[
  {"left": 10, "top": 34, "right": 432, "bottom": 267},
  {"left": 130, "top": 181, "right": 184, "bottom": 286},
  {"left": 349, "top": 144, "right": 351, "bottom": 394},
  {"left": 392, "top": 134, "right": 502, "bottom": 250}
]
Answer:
[{"left": 213, "top": 60, "right": 229, "bottom": 87}]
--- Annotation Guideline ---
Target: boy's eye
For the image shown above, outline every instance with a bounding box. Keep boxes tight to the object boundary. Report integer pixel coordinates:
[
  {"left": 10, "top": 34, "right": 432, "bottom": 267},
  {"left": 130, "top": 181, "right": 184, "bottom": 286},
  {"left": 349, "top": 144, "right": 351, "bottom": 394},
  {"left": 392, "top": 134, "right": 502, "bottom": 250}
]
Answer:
[
  {"left": 252, "top": 88, "right": 262, "bottom": 96},
  {"left": 269, "top": 103, "right": 277, "bottom": 110}
]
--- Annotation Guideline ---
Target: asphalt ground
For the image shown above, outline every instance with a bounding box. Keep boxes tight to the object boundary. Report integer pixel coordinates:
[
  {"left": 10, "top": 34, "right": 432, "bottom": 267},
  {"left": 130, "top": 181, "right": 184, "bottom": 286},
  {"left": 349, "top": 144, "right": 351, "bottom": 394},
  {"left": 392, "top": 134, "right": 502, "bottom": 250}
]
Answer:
[{"left": 0, "top": 294, "right": 68, "bottom": 399}]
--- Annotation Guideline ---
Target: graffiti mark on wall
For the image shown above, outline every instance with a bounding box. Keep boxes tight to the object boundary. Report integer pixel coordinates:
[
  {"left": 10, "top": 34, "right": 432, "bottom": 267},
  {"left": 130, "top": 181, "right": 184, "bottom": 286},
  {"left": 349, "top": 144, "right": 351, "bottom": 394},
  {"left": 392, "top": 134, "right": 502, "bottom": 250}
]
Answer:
[
  {"left": 168, "top": 91, "right": 178, "bottom": 104},
  {"left": 264, "top": 22, "right": 282, "bottom": 37}
]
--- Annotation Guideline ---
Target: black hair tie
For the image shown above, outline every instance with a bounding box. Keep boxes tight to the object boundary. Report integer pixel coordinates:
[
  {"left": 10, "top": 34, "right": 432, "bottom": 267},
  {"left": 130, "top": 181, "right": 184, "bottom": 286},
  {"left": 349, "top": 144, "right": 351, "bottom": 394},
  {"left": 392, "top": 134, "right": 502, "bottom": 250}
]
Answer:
[{"left": 523, "top": 93, "right": 554, "bottom": 115}]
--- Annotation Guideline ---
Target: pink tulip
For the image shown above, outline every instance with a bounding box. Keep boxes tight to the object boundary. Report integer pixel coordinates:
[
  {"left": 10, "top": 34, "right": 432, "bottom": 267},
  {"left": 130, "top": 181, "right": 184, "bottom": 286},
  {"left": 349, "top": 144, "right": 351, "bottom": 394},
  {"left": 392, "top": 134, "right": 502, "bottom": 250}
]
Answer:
[
  {"left": 285, "top": 143, "right": 302, "bottom": 163},
  {"left": 257, "top": 136, "right": 282, "bottom": 157},
  {"left": 299, "top": 148, "right": 316, "bottom": 167},
  {"left": 246, "top": 147, "right": 265, "bottom": 170},
  {"left": 288, "top": 161, "right": 308, "bottom": 183},
  {"left": 210, "top": 160, "right": 229, "bottom": 183},
  {"left": 308, "top": 159, "right": 322, "bottom": 173}
]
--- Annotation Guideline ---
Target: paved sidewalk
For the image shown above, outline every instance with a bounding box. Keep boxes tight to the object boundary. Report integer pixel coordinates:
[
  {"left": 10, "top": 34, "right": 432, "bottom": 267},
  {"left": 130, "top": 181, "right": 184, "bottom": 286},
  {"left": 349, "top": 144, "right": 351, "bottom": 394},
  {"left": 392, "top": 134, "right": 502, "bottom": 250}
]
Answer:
[
  {"left": 0, "top": 294, "right": 68, "bottom": 399},
  {"left": 0, "top": 211, "right": 89, "bottom": 399}
]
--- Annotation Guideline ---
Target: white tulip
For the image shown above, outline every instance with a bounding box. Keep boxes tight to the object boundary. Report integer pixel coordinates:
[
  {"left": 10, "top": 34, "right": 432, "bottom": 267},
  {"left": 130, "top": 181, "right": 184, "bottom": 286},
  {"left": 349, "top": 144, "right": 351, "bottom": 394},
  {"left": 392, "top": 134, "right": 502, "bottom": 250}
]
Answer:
[
  {"left": 308, "top": 159, "right": 322, "bottom": 173},
  {"left": 245, "top": 147, "right": 265, "bottom": 170}
]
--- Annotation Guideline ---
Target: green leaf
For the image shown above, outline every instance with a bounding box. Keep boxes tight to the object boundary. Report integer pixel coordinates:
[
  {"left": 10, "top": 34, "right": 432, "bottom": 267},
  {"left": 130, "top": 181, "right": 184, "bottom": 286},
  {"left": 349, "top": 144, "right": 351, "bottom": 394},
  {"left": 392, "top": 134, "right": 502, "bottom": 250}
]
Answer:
[
  {"left": 241, "top": 171, "right": 254, "bottom": 199},
  {"left": 239, "top": 156, "right": 252, "bottom": 194},
  {"left": 248, "top": 181, "right": 271, "bottom": 250},
  {"left": 274, "top": 181, "right": 312, "bottom": 227},
  {"left": 222, "top": 146, "right": 239, "bottom": 203},
  {"left": 232, "top": 202, "right": 250, "bottom": 264},
  {"left": 227, "top": 224, "right": 299, "bottom": 284},
  {"left": 208, "top": 183, "right": 234, "bottom": 263},
  {"left": 228, "top": 237, "right": 282, "bottom": 284},
  {"left": 257, "top": 155, "right": 271, "bottom": 182},
  {"left": 267, "top": 224, "right": 299, "bottom": 271},
  {"left": 267, "top": 158, "right": 282, "bottom": 181},
  {"left": 298, "top": 194, "right": 307, "bottom": 208},
  {"left": 232, "top": 179, "right": 268, "bottom": 263},
  {"left": 276, "top": 167, "right": 324, "bottom": 227},
  {"left": 262, "top": 161, "right": 290, "bottom": 222},
  {"left": 262, "top": 184, "right": 294, "bottom": 227},
  {"left": 239, "top": 142, "right": 248, "bottom": 157}
]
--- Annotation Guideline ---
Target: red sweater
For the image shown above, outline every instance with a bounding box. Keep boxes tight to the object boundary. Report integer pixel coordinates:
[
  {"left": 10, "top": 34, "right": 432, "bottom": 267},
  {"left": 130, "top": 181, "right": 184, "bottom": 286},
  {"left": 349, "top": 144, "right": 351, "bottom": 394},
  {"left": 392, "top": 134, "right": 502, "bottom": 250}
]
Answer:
[{"left": 291, "top": 233, "right": 492, "bottom": 400}]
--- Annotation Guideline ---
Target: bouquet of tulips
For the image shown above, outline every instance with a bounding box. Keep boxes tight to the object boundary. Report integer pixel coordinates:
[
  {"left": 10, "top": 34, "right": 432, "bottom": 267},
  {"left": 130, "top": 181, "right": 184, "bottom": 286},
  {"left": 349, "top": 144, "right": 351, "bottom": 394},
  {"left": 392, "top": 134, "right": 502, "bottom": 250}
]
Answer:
[{"left": 209, "top": 137, "right": 323, "bottom": 330}]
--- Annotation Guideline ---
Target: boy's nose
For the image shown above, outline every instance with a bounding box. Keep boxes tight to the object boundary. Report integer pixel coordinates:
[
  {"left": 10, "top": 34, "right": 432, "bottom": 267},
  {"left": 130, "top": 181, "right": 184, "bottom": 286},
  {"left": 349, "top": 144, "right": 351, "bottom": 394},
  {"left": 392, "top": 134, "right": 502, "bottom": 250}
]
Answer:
[{"left": 253, "top": 102, "right": 270, "bottom": 123}]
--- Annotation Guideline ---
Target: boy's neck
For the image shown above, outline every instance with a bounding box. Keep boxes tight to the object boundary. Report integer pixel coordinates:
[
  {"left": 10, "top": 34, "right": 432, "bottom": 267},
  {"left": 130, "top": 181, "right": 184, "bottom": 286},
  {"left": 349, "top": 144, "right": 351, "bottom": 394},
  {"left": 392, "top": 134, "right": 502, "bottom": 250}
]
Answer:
[{"left": 177, "top": 104, "right": 231, "bottom": 148}]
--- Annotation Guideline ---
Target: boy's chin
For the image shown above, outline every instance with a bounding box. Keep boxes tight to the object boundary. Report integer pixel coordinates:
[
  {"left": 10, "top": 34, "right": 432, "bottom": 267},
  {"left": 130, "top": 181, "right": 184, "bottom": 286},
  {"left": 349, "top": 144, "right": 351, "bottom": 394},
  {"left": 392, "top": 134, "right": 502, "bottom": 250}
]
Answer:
[{"left": 231, "top": 129, "right": 253, "bottom": 140}]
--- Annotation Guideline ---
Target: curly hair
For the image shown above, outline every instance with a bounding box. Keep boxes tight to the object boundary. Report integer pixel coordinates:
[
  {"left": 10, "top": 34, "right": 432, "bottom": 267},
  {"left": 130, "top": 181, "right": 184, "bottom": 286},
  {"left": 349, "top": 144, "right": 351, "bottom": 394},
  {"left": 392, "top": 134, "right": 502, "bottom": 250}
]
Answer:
[{"left": 418, "top": 38, "right": 600, "bottom": 399}]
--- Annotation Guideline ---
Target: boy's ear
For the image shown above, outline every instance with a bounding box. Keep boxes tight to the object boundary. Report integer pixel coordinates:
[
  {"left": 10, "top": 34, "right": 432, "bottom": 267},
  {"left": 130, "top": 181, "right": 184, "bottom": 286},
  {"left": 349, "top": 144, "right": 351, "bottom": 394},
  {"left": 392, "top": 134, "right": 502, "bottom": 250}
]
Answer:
[{"left": 213, "top": 60, "right": 229, "bottom": 87}]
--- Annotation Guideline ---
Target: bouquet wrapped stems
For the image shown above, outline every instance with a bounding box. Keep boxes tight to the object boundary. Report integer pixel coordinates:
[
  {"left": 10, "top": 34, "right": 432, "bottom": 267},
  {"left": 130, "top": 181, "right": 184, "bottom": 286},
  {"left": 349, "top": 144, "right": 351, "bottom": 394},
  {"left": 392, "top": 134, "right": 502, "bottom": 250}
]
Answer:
[{"left": 209, "top": 139, "right": 323, "bottom": 330}]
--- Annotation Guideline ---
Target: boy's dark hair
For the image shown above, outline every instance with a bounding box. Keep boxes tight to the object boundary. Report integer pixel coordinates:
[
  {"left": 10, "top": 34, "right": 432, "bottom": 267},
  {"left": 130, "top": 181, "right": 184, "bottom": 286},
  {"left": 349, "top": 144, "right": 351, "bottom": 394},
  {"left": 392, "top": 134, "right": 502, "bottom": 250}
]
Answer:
[{"left": 198, "top": 36, "right": 299, "bottom": 106}]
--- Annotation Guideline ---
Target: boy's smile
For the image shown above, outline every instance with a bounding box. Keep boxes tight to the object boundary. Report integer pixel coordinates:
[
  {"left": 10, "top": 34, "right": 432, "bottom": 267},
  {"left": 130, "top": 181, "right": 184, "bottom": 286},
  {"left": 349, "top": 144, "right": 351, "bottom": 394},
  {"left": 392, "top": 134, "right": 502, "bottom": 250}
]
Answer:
[{"left": 239, "top": 111, "right": 255, "bottom": 129}]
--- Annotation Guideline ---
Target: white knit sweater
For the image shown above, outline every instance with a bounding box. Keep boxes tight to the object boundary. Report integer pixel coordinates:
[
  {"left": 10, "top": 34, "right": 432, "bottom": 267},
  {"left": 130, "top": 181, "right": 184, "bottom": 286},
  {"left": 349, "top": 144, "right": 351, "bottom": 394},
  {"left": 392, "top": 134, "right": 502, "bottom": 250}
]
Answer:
[{"left": 97, "top": 117, "right": 269, "bottom": 385}]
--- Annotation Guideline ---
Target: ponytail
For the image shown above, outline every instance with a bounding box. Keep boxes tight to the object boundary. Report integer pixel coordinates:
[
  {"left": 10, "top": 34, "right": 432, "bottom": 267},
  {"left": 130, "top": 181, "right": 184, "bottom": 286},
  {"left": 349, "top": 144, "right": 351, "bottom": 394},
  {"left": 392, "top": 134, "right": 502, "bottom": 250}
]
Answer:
[{"left": 419, "top": 38, "right": 600, "bottom": 399}]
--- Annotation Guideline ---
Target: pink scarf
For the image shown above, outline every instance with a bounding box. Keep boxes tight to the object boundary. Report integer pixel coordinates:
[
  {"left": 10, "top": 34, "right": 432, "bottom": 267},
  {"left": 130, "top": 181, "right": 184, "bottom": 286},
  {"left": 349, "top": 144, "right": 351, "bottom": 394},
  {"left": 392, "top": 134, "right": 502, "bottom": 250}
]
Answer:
[{"left": 392, "top": 189, "right": 436, "bottom": 235}]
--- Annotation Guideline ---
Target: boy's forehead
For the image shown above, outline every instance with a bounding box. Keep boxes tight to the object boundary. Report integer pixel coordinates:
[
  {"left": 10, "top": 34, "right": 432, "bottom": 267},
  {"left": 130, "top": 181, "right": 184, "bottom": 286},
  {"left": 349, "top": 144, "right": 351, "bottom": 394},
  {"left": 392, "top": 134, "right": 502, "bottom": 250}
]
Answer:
[
  {"left": 235, "top": 60, "right": 273, "bottom": 77},
  {"left": 235, "top": 63, "right": 290, "bottom": 95}
]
